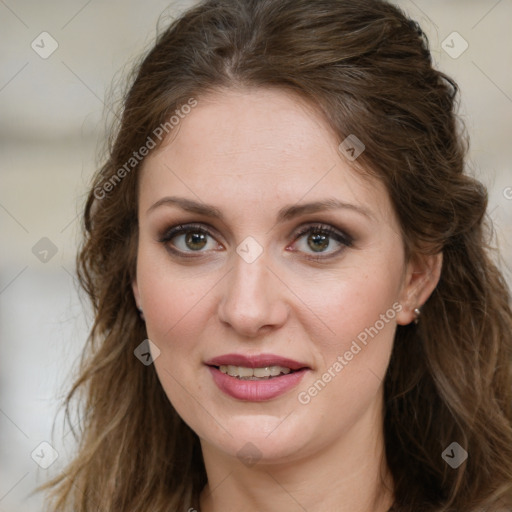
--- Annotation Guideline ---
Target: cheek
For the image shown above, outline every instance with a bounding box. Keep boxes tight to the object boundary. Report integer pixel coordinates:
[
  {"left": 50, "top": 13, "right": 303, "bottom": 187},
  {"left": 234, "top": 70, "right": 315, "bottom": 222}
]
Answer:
[
  {"left": 137, "top": 254, "right": 217, "bottom": 421},
  {"left": 296, "top": 262, "right": 402, "bottom": 346},
  {"left": 290, "top": 259, "right": 403, "bottom": 415},
  {"left": 290, "top": 274, "right": 399, "bottom": 440},
  {"left": 136, "top": 246, "right": 217, "bottom": 343}
]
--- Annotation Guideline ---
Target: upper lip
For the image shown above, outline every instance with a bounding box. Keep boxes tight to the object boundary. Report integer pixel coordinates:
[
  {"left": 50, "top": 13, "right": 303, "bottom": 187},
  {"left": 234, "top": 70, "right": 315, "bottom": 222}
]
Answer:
[{"left": 205, "top": 353, "right": 309, "bottom": 371}]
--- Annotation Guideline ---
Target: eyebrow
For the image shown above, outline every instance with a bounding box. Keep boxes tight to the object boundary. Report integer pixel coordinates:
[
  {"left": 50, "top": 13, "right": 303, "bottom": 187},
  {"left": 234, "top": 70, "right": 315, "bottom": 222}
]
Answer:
[{"left": 146, "top": 196, "right": 373, "bottom": 221}]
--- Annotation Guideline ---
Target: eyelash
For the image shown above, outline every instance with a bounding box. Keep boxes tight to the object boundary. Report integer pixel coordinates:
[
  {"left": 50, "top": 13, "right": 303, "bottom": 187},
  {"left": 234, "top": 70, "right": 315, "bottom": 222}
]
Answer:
[
  {"left": 291, "top": 224, "right": 353, "bottom": 261},
  {"left": 158, "top": 222, "right": 353, "bottom": 261}
]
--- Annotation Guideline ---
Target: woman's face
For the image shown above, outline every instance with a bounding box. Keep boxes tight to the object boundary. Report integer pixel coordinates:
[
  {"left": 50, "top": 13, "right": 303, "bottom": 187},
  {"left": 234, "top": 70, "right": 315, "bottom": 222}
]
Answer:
[{"left": 133, "top": 87, "right": 418, "bottom": 465}]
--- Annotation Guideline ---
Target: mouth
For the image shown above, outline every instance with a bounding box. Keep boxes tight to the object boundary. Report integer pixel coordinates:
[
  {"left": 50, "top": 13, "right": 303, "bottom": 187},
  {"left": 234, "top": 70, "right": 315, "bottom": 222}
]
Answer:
[
  {"left": 217, "top": 364, "right": 294, "bottom": 380},
  {"left": 204, "top": 353, "right": 310, "bottom": 401}
]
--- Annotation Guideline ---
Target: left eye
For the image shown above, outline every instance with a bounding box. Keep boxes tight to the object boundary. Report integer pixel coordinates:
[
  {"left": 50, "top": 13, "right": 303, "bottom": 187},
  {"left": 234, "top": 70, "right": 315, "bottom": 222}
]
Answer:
[{"left": 291, "top": 225, "right": 352, "bottom": 257}]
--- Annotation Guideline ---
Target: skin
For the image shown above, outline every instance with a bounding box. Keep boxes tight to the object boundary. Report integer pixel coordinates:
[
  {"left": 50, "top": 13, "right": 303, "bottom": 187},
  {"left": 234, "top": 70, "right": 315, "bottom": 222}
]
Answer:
[{"left": 132, "top": 87, "right": 442, "bottom": 512}]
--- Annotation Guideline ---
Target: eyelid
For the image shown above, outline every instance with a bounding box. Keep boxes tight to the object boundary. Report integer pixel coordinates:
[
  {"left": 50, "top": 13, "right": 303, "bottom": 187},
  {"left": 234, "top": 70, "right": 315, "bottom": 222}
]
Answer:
[
  {"left": 158, "top": 222, "right": 222, "bottom": 244},
  {"left": 289, "top": 222, "right": 353, "bottom": 248},
  {"left": 158, "top": 223, "right": 224, "bottom": 259},
  {"left": 287, "top": 224, "right": 353, "bottom": 263}
]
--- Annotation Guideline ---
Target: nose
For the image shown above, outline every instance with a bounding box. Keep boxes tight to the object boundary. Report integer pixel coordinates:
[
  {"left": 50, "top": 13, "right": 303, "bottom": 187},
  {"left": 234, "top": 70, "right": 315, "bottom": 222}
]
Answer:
[{"left": 217, "top": 251, "right": 289, "bottom": 338}]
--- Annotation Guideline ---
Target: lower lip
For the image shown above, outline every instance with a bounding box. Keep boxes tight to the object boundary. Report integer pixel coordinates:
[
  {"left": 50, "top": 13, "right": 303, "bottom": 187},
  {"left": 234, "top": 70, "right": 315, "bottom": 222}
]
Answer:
[{"left": 208, "top": 366, "right": 308, "bottom": 401}]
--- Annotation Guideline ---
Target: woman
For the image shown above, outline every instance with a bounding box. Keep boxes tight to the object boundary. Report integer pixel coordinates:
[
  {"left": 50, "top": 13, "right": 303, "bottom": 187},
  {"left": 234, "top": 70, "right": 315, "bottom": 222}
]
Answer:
[{"left": 44, "top": 0, "right": 512, "bottom": 510}]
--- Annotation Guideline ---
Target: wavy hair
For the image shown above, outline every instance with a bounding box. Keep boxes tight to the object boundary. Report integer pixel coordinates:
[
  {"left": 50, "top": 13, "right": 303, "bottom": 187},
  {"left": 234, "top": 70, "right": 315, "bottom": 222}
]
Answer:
[{"left": 43, "top": 0, "right": 512, "bottom": 510}]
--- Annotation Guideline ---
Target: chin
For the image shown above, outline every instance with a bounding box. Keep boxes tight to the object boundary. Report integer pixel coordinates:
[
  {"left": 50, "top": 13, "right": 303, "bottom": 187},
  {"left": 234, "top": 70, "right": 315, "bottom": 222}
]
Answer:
[{"left": 196, "top": 409, "right": 321, "bottom": 466}]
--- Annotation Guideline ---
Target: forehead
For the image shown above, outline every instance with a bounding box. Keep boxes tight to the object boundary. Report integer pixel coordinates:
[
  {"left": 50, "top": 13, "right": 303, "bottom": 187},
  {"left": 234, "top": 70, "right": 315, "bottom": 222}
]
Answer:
[{"left": 138, "top": 87, "right": 392, "bottom": 222}]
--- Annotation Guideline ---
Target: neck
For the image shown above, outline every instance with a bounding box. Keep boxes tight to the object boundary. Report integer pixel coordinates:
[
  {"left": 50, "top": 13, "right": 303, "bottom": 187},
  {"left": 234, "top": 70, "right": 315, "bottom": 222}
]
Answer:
[{"left": 199, "top": 403, "right": 394, "bottom": 512}]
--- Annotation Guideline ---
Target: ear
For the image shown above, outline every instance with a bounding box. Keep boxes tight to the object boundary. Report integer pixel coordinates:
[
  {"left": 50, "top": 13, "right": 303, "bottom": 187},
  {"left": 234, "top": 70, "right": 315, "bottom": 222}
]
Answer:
[{"left": 396, "top": 251, "right": 443, "bottom": 326}]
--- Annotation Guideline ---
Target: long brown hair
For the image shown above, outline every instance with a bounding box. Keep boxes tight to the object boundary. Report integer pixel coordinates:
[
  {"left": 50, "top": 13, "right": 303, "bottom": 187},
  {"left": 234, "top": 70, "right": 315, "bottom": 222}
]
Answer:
[{"left": 43, "top": 0, "right": 512, "bottom": 510}]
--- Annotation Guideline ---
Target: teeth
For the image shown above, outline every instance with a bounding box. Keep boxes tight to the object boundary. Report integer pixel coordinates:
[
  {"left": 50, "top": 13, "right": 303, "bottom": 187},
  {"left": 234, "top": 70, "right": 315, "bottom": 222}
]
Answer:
[
  {"left": 231, "top": 365, "right": 253, "bottom": 378},
  {"left": 219, "top": 365, "right": 292, "bottom": 379}
]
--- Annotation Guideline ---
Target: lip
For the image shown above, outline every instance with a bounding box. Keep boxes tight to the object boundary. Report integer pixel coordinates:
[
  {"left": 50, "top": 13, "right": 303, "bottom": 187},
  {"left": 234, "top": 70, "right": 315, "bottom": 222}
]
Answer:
[
  {"left": 205, "top": 353, "right": 309, "bottom": 371},
  {"left": 205, "top": 353, "right": 310, "bottom": 402}
]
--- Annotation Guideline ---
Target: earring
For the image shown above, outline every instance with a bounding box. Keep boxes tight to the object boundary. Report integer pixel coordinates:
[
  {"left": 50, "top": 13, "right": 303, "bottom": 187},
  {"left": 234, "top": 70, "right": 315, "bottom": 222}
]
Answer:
[
  {"left": 137, "top": 307, "right": 145, "bottom": 322},
  {"left": 413, "top": 307, "right": 421, "bottom": 325}
]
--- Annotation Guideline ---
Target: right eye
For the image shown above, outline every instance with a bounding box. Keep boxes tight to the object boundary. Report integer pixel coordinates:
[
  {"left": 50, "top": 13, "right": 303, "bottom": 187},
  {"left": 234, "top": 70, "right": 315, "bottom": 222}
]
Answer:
[{"left": 159, "top": 223, "right": 224, "bottom": 257}]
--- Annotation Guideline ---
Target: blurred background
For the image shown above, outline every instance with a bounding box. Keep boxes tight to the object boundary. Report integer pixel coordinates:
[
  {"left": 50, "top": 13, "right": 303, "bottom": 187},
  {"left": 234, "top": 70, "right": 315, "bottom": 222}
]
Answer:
[{"left": 1, "top": 1, "right": 511, "bottom": 510}]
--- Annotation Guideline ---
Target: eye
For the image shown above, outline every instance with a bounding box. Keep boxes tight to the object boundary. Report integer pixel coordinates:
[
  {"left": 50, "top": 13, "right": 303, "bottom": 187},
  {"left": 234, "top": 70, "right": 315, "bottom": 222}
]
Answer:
[
  {"left": 158, "top": 222, "right": 352, "bottom": 261},
  {"left": 158, "top": 223, "right": 222, "bottom": 256},
  {"left": 289, "top": 224, "right": 352, "bottom": 259}
]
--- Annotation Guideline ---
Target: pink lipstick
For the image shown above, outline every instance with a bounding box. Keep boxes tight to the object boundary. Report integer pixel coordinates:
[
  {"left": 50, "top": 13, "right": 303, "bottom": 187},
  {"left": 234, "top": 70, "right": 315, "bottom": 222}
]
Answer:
[{"left": 205, "top": 353, "right": 309, "bottom": 401}]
